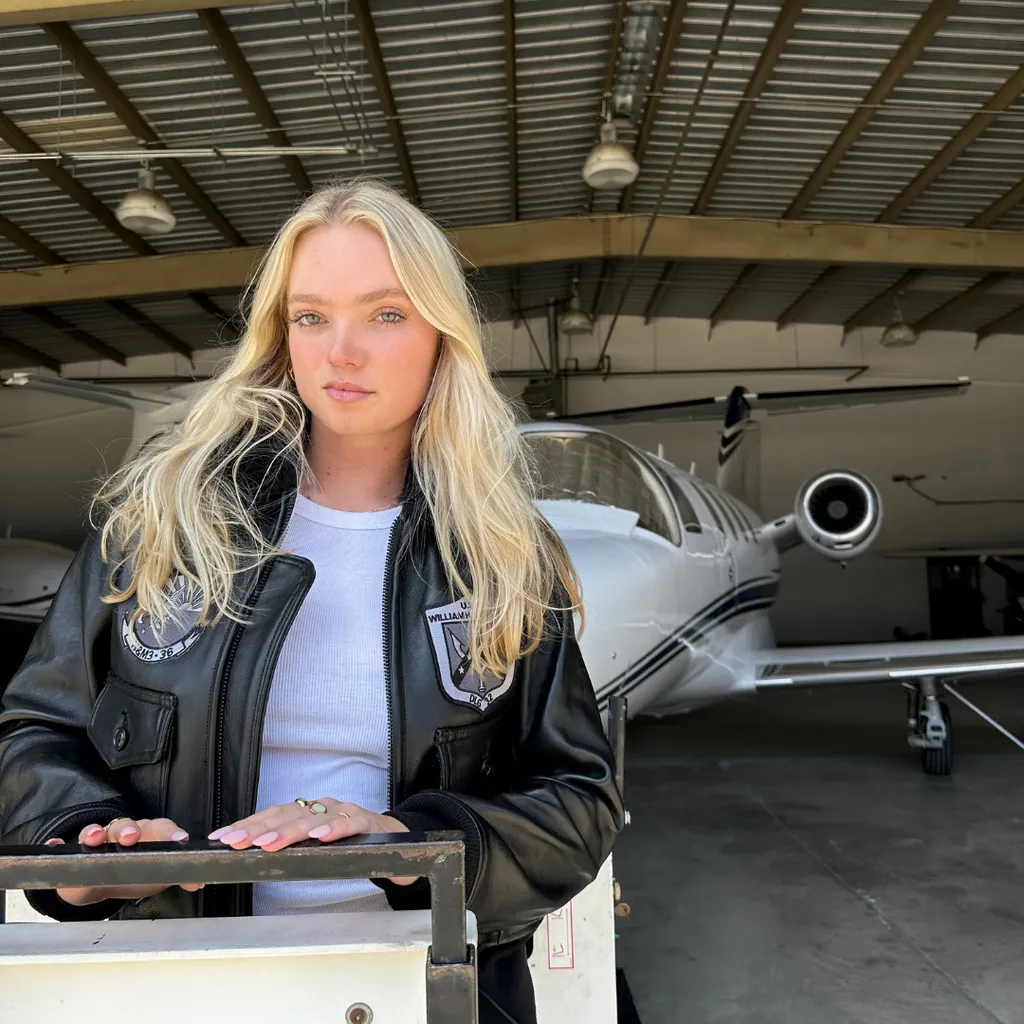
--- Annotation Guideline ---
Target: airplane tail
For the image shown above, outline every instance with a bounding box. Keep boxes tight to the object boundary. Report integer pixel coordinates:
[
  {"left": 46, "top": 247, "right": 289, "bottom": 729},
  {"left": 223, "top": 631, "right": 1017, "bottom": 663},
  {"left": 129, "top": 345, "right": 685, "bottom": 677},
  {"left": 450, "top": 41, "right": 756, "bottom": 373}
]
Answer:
[{"left": 715, "top": 385, "right": 762, "bottom": 515}]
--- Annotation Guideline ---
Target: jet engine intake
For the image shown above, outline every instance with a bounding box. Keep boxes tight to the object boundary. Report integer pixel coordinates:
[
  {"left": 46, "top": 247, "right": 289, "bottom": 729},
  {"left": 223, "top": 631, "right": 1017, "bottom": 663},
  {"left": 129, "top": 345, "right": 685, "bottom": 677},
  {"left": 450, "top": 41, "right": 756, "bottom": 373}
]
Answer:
[{"left": 794, "top": 471, "right": 881, "bottom": 560}]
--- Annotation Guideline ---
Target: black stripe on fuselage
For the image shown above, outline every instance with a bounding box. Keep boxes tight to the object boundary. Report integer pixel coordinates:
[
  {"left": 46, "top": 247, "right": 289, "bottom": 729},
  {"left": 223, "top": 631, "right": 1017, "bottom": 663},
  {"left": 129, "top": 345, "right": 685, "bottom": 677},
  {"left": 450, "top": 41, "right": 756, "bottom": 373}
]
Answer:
[{"left": 594, "top": 575, "right": 779, "bottom": 705}]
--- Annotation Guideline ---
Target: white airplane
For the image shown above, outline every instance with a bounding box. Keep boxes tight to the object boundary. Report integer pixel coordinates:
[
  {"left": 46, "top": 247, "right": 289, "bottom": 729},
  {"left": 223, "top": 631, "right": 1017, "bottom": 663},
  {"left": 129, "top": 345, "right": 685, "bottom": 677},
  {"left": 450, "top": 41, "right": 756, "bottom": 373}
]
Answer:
[{"left": 6, "top": 370, "right": 1024, "bottom": 776}]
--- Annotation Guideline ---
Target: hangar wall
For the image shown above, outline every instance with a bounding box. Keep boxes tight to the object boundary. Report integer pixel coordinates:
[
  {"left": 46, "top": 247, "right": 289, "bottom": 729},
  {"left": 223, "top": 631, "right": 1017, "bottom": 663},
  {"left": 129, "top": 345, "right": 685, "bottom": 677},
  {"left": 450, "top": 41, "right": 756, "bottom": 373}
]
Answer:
[{"left": 2, "top": 313, "right": 1021, "bottom": 645}]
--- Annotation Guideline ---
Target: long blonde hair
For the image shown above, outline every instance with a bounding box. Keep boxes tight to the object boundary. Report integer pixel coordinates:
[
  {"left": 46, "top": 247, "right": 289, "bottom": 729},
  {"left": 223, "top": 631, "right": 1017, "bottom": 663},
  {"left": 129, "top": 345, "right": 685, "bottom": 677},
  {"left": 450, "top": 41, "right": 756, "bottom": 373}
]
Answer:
[{"left": 94, "top": 179, "right": 581, "bottom": 677}]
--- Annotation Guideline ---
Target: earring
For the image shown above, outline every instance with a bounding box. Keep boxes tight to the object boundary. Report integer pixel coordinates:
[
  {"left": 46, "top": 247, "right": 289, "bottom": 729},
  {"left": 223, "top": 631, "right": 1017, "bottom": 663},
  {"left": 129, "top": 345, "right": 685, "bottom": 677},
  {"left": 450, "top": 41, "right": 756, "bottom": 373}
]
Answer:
[{"left": 287, "top": 365, "right": 295, "bottom": 382}]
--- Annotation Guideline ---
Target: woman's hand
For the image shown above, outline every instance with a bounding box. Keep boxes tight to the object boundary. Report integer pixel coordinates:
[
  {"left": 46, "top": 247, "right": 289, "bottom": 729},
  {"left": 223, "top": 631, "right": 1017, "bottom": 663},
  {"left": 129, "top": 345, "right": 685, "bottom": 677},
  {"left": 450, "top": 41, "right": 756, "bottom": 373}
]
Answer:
[
  {"left": 208, "top": 798, "right": 420, "bottom": 885},
  {"left": 45, "top": 817, "right": 201, "bottom": 907}
]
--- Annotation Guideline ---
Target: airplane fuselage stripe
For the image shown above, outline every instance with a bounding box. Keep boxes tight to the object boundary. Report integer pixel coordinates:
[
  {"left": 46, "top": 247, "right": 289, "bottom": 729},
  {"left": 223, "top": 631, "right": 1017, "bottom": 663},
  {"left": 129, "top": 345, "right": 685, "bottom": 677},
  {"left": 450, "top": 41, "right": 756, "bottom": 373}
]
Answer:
[{"left": 594, "top": 576, "right": 779, "bottom": 700}]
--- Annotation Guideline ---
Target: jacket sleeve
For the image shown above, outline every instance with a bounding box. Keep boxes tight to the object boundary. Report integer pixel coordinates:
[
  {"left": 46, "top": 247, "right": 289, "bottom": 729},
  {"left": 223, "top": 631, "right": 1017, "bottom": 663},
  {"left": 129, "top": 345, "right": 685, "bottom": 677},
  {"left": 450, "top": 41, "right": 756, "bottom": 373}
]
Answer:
[
  {"left": 379, "top": 605, "right": 626, "bottom": 936},
  {"left": 0, "top": 532, "right": 133, "bottom": 921}
]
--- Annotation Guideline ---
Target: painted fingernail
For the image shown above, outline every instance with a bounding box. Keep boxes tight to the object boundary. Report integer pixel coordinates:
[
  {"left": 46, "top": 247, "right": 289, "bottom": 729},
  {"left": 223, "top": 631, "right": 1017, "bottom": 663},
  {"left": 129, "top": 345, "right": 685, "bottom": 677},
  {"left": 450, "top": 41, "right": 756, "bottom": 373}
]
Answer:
[
  {"left": 252, "top": 832, "right": 279, "bottom": 847},
  {"left": 207, "top": 826, "right": 232, "bottom": 840},
  {"left": 84, "top": 826, "right": 105, "bottom": 839},
  {"left": 45, "top": 838, "right": 64, "bottom": 847},
  {"left": 119, "top": 827, "right": 139, "bottom": 840},
  {"left": 170, "top": 831, "right": 189, "bottom": 842},
  {"left": 308, "top": 825, "right": 331, "bottom": 839},
  {"left": 219, "top": 829, "right": 248, "bottom": 844}
]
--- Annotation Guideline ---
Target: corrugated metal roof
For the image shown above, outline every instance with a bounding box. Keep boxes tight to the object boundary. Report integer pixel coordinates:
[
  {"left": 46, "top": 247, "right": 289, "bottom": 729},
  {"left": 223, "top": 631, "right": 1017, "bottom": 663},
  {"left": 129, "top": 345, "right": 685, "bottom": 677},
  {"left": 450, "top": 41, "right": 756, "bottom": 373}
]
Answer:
[{"left": 0, "top": 0, "right": 1022, "bottom": 372}]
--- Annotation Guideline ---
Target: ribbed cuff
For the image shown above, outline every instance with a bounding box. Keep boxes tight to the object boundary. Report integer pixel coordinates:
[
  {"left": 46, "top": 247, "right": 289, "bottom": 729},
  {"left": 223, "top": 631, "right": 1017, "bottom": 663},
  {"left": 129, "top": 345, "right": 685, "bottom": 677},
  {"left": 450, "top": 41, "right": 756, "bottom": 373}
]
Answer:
[{"left": 389, "top": 792, "right": 485, "bottom": 903}]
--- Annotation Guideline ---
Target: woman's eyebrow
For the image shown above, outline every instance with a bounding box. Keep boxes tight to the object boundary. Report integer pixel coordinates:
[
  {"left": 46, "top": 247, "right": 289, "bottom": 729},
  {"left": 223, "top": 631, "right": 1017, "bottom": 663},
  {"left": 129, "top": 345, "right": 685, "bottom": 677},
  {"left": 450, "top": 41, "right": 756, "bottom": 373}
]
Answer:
[
  {"left": 287, "top": 292, "right": 328, "bottom": 306},
  {"left": 353, "top": 286, "right": 409, "bottom": 305}
]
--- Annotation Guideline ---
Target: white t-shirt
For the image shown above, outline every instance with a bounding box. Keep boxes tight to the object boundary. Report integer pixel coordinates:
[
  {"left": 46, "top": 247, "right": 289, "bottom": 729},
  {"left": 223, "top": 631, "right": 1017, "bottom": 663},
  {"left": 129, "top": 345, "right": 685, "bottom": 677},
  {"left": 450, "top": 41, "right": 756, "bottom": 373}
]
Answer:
[{"left": 252, "top": 494, "right": 402, "bottom": 916}]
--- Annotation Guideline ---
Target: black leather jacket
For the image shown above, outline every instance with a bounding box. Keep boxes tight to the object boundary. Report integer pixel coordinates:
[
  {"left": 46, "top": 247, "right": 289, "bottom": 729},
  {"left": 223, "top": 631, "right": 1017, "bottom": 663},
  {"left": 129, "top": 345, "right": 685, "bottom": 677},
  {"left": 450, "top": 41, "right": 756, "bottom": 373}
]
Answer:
[{"left": 0, "top": 449, "right": 624, "bottom": 949}]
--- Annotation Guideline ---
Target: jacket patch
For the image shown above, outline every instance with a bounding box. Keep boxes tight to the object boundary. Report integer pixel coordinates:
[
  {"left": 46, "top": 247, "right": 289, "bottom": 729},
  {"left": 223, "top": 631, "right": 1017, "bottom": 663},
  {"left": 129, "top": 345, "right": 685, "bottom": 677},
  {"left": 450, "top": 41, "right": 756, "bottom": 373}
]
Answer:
[
  {"left": 121, "top": 574, "right": 204, "bottom": 663},
  {"left": 426, "top": 598, "right": 514, "bottom": 713}
]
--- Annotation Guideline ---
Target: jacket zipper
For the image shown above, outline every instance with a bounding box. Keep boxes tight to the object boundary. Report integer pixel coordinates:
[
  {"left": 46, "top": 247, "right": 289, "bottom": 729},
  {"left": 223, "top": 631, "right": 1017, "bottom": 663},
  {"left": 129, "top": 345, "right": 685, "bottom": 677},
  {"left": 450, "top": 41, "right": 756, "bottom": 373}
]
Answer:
[
  {"left": 382, "top": 515, "right": 401, "bottom": 809},
  {"left": 211, "top": 560, "right": 274, "bottom": 830}
]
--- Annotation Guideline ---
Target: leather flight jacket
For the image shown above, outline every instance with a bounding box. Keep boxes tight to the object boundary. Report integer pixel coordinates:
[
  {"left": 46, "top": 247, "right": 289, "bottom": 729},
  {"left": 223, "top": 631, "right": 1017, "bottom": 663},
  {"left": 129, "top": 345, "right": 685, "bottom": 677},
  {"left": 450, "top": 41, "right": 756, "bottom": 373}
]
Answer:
[{"left": 0, "top": 444, "right": 624, "bottom": 950}]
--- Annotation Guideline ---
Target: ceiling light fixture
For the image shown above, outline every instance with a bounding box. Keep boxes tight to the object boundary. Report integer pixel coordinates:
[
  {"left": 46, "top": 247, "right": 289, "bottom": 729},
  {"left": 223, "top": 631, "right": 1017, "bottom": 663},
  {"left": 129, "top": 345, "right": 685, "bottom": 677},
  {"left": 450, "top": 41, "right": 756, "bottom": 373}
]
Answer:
[
  {"left": 115, "top": 161, "right": 176, "bottom": 235},
  {"left": 583, "top": 112, "right": 639, "bottom": 190},
  {"left": 880, "top": 291, "right": 919, "bottom": 348},
  {"left": 560, "top": 276, "right": 592, "bottom": 335}
]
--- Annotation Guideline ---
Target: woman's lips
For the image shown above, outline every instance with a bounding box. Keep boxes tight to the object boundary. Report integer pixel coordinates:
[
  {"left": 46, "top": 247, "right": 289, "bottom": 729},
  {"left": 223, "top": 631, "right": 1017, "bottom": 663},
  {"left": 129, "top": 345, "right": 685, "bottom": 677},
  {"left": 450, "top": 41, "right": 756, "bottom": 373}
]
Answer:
[{"left": 325, "top": 385, "right": 372, "bottom": 404}]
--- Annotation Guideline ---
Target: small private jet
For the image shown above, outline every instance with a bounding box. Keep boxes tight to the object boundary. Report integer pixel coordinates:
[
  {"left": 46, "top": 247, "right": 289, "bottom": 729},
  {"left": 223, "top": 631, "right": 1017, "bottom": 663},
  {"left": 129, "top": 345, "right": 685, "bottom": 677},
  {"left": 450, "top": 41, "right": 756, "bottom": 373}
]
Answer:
[{"left": 5, "top": 370, "right": 1024, "bottom": 776}]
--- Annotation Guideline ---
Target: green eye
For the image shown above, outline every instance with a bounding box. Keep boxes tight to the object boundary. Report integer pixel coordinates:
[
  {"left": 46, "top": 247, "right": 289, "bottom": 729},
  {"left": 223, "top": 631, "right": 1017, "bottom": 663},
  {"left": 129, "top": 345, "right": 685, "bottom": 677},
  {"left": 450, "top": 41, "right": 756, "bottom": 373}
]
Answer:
[
  {"left": 291, "top": 312, "right": 322, "bottom": 327},
  {"left": 378, "top": 308, "right": 406, "bottom": 325}
]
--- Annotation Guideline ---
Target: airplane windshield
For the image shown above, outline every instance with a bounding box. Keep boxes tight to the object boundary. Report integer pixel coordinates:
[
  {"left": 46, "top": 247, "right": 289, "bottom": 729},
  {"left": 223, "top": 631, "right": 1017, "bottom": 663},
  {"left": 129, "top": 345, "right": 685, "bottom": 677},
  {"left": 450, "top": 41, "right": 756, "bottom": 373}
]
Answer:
[{"left": 524, "top": 430, "right": 679, "bottom": 544}]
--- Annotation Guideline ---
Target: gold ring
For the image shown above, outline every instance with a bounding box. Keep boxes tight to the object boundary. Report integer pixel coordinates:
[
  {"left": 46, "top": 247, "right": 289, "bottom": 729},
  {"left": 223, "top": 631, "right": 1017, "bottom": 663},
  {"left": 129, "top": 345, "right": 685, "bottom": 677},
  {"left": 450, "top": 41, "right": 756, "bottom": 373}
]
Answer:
[
  {"left": 294, "top": 798, "right": 309, "bottom": 807},
  {"left": 308, "top": 801, "right": 328, "bottom": 815},
  {"left": 337, "top": 811, "right": 350, "bottom": 819}
]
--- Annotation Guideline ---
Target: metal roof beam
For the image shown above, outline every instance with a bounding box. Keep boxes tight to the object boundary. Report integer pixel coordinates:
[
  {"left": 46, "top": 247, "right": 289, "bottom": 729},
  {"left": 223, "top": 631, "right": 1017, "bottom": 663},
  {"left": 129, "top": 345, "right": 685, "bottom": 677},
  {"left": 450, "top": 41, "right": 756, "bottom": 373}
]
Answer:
[
  {"left": 711, "top": 0, "right": 955, "bottom": 328},
  {"left": 913, "top": 272, "right": 1014, "bottom": 333},
  {"left": 106, "top": 299, "right": 192, "bottom": 358},
  {"left": 976, "top": 302, "right": 1024, "bottom": 345},
  {"left": 23, "top": 306, "right": 128, "bottom": 364},
  {"left": 777, "top": 63, "right": 1024, "bottom": 330},
  {"left": 0, "top": 329, "right": 61, "bottom": 373},
  {"left": 592, "top": 0, "right": 688, "bottom": 316},
  {"left": 6, "top": 215, "right": 1024, "bottom": 309},
  {"left": 42, "top": 21, "right": 245, "bottom": 247},
  {"left": 196, "top": 7, "right": 312, "bottom": 196},
  {"left": 845, "top": 177, "right": 1024, "bottom": 333},
  {"left": 350, "top": 0, "right": 418, "bottom": 204},
  {"left": 646, "top": 0, "right": 803, "bottom": 322},
  {"left": 0, "top": 108, "right": 153, "bottom": 256}
]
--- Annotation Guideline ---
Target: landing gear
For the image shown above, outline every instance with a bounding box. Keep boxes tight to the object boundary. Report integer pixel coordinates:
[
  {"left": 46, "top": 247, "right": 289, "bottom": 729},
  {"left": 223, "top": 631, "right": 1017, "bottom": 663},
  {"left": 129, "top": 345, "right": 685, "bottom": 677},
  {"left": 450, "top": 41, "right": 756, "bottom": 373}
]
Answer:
[{"left": 905, "top": 677, "right": 953, "bottom": 776}]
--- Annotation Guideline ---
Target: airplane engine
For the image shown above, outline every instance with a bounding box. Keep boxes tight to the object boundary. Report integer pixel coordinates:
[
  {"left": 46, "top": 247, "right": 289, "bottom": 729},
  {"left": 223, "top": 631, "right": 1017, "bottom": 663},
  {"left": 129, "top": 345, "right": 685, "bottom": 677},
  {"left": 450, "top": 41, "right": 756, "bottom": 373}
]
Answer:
[{"left": 794, "top": 471, "right": 882, "bottom": 561}]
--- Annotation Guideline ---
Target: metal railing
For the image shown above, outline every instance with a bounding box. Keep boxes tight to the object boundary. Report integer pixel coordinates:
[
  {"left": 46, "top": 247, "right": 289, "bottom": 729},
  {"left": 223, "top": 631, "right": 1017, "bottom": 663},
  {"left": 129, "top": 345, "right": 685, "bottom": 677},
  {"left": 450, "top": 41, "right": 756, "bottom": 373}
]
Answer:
[{"left": 0, "top": 830, "right": 476, "bottom": 1023}]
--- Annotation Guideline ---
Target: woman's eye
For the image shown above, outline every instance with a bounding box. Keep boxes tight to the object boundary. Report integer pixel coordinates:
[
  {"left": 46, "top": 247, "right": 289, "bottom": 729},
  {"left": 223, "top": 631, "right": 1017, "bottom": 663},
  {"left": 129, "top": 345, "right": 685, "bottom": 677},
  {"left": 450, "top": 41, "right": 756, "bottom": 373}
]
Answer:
[
  {"left": 377, "top": 308, "right": 406, "bottom": 326},
  {"left": 291, "top": 312, "right": 323, "bottom": 328}
]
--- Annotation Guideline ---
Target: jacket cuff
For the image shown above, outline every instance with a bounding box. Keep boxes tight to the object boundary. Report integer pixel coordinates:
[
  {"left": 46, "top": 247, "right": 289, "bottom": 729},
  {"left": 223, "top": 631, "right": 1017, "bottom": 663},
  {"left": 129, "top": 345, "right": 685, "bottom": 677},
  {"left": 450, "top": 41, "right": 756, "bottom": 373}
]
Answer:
[
  {"left": 370, "top": 793, "right": 485, "bottom": 909},
  {"left": 23, "top": 803, "right": 129, "bottom": 922}
]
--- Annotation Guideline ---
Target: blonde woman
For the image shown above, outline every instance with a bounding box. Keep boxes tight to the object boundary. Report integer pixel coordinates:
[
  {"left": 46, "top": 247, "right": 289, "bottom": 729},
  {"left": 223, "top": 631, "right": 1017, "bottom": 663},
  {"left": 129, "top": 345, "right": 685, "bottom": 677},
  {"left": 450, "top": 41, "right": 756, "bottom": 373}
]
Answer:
[{"left": 0, "top": 179, "right": 624, "bottom": 1022}]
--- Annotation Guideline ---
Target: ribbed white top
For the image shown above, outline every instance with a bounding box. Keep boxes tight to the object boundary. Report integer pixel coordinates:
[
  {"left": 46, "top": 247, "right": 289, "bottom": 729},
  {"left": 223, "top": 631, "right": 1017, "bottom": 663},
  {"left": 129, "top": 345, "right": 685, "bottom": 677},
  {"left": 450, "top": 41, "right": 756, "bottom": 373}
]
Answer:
[{"left": 252, "top": 494, "right": 402, "bottom": 917}]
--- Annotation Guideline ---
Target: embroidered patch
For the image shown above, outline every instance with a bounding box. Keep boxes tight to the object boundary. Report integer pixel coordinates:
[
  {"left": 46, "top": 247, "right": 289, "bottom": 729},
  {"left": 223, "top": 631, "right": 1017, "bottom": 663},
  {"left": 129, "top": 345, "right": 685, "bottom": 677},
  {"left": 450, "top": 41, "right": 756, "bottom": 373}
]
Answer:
[
  {"left": 426, "top": 598, "right": 514, "bottom": 713},
  {"left": 121, "top": 574, "right": 204, "bottom": 663}
]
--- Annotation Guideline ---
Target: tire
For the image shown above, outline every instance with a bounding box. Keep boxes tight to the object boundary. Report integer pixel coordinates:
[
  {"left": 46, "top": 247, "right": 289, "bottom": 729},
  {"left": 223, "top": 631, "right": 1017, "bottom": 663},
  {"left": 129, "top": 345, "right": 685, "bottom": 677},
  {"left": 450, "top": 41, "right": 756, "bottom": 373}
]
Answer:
[{"left": 921, "top": 701, "right": 953, "bottom": 776}]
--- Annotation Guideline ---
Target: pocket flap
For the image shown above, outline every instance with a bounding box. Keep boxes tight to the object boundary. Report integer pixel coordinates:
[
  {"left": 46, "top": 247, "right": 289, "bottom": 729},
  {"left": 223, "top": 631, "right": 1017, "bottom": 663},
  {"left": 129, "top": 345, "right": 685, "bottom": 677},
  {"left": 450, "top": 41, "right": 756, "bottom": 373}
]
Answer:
[{"left": 87, "top": 674, "right": 177, "bottom": 771}]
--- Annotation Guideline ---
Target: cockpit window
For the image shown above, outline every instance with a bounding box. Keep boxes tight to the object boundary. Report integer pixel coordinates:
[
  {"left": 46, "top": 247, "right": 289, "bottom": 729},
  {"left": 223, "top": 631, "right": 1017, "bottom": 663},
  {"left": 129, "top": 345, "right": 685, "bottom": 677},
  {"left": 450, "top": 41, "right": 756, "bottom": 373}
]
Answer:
[
  {"left": 660, "top": 471, "right": 703, "bottom": 534},
  {"left": 523, "top": 430, "right": 679, "bottom": 544}
]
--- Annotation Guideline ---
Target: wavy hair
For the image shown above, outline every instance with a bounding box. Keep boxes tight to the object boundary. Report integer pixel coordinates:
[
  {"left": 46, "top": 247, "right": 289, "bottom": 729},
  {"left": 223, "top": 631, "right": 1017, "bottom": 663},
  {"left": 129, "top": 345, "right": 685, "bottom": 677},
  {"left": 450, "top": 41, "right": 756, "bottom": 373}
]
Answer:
[{"left": 93, "top": 179, "right": 582, "bottom": 677}]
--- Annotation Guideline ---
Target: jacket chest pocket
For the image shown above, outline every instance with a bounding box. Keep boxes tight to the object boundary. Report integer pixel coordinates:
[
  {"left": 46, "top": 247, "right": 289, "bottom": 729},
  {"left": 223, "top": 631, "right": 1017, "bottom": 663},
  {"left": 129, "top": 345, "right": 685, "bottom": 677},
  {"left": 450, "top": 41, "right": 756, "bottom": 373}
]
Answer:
[
  {"left": 87, "top": 673, "right": 177, "bottom": 818},
  {"left": 434, "top": 715, "right": 516, "bottom": 796}
]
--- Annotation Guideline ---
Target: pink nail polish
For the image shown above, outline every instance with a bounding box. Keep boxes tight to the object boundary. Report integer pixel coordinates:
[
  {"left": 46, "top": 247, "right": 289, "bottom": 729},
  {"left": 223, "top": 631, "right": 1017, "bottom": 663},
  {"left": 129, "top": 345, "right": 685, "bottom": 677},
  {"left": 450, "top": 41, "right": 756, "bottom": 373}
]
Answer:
[
  {"left": 84, "top": 826, "right": 105, "bottom": 838},
  {"left": 308, "top": 825, "right": 331, "bottom": 839},
  {"left": 45, "top": 838, "right": 64, "bottom": 847},
  {"left": 252, "top": 832, "right": 279, "bottom": 847},
  {"left": 171, "top": 831, "right": 189, "bottom": 842},
  {"left": 219, "top": 829, "right": 248, "bottom": 844},
  {"left": 208, "top": 826, "right": 231, "bottom": 840}
]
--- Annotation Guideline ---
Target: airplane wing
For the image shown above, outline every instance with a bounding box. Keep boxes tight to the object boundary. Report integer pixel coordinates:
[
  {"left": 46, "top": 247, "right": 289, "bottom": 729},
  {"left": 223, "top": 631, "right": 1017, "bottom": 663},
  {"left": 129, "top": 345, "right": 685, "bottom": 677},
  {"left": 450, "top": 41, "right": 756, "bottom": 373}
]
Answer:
[
  {"left": 2, "top": 372, "right": 176, "bottom": 409},
  {"left": 754, "top": 635, "right": 1024, "bottom": 688},
  {"left": 567, "top": 378, "right": 970, "bottom": 426}
]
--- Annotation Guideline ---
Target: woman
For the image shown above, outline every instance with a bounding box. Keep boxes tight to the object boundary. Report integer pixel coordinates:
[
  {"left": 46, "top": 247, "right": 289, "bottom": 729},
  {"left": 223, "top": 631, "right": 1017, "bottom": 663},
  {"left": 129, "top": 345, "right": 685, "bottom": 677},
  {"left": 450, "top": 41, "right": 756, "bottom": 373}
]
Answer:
[{"left": 0, "top": 179, "right": 624, "bottom": 1023}]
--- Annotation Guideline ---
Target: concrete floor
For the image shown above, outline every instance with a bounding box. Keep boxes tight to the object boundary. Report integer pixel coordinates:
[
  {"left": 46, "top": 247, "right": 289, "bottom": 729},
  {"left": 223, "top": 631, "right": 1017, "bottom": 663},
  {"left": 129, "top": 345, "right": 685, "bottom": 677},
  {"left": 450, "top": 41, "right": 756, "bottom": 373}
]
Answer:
[{"left": 614, "top": 681, "right": 1024, "bottom": 1024}]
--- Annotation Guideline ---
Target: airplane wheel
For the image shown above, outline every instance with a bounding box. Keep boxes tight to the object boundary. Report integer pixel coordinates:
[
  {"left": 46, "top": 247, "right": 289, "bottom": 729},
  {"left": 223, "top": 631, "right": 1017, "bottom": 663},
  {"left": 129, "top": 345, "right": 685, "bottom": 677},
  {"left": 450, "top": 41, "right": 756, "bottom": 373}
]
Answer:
[{"left": 921, "top": 701, "right": 953, "bottom": 776}]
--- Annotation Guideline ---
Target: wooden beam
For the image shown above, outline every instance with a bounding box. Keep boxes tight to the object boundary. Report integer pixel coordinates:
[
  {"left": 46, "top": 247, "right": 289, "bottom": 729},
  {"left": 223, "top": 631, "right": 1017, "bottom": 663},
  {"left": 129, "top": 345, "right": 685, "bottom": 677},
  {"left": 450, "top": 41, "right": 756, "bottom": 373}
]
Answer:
[
  {"left": 0, "top": 109, "right": 153, "bottom": 256},
  {"left": 22, "top": 306, "right": 128, "bottom": 364},
  {"left": 976, "top": 302, "right": 1024, "bottom": 344},
  {"left": 649, "top": 0, "right": 803, "bottom": 322},
  {"left": 709, "top": 262, "right": 759, "bottom": 328},
  {"left": 6, "top": 215, "right": 1024, "bottom": 309},
  {"left": 350, "top": 0, "right": 418, "bottom": 204},
  {"left": 196, "top": 8, "right": 311, "bottom": 196},
  {"left": 712, "top": 0, "right": 955, "bottom": 327},
  {"left": 0, "top": 0, "right": 281, "bottom": 27},
  {"left": 42, "top": 21, "right": 246, "bottom": 247},
  {"left": 0, "top": 329, "right": 62, "bottom": 373}
]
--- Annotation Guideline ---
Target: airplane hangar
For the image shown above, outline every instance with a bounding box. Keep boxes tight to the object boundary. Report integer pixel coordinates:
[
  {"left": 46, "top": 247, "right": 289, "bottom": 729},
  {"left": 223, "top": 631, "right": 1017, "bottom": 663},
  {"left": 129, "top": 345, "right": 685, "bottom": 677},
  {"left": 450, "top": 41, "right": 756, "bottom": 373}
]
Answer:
[{"left": 1, "top": 2, "right": 1023, "bottom": 1022}]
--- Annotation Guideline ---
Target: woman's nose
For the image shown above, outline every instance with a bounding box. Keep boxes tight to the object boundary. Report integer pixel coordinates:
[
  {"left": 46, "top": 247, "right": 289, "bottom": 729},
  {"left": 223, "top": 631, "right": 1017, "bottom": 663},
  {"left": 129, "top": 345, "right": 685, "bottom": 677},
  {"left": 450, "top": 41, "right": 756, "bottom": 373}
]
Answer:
[{"left": 326, "top": 322, "right": 365, "bottom": 366}]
